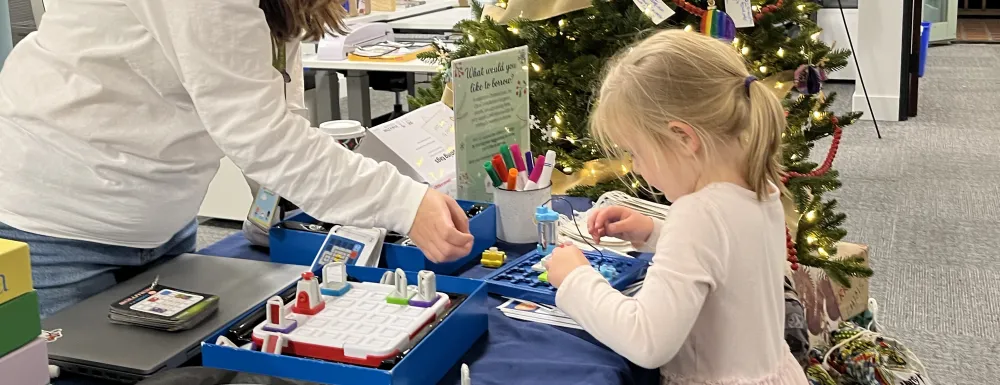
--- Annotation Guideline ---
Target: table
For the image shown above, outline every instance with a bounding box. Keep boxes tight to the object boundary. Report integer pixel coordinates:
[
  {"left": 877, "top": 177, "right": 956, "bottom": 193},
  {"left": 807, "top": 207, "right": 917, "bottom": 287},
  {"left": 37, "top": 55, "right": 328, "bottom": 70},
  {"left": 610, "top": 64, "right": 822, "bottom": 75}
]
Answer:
[
  {"left": 53, "top": 197, "right": 660, "bottom": 385},
  {"left": 307, "top": 5, "right": 469, "bottom": 127}
]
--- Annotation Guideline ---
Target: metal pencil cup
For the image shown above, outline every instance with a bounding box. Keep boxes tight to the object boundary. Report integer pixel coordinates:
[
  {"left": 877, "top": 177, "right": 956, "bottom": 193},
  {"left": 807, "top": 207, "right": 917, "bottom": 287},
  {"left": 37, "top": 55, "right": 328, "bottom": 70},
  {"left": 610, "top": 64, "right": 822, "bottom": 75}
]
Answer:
[{"left": 492, "top": 184, "right": 552, "bottom": 244}]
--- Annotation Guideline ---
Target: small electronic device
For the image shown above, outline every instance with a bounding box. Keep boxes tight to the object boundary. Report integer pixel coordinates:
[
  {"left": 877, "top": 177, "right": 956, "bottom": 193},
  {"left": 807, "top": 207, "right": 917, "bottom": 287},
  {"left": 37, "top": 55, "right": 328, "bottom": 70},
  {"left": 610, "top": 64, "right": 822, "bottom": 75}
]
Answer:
[
  {"left": 247, "top": 188, "right": 281, "bottom": 230},
  {"left": 108, "top": 281, "right": 219, "bottom": 332}
]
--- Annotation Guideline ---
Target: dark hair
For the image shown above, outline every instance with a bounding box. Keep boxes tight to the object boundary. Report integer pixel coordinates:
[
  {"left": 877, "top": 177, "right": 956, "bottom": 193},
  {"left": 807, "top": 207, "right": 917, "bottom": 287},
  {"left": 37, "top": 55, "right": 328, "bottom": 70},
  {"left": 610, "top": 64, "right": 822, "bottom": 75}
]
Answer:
[{"left": 259, "top": 0, "right": 348, "bottom": 42}]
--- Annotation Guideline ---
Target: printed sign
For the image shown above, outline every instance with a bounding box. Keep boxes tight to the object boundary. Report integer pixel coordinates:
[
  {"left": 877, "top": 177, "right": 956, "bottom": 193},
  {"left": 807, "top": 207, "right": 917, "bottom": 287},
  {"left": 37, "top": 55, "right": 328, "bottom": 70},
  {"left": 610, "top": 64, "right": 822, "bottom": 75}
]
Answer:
[
  {"left": 451, "top": 46, "right": 531, "bottom": 202},
  {"left": 633, "top": 0, "right": 674, "bottom": 24}
]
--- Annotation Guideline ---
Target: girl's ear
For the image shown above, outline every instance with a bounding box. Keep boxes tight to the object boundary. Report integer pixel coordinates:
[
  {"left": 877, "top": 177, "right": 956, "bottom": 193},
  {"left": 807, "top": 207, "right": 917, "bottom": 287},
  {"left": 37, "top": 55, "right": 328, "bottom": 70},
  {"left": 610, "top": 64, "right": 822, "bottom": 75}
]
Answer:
[{"left": 668, "top": 121, "right": 701, "bottom": 156}]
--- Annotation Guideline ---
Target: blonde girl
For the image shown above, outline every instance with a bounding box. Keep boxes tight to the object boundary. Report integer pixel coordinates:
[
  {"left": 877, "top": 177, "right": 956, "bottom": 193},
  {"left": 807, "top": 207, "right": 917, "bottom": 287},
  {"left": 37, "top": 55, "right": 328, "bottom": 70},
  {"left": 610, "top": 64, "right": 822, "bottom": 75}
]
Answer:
[{"left": 544, "top": 30, "right": 807, "bottom": 385}]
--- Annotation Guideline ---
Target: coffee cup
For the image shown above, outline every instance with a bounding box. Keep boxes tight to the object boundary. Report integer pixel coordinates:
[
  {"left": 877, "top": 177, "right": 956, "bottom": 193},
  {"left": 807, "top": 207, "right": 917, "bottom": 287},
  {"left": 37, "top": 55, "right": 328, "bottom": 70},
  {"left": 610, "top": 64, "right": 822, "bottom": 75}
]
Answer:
[{"left": 319, "top": 120, "right": 366, "bottom": 151}]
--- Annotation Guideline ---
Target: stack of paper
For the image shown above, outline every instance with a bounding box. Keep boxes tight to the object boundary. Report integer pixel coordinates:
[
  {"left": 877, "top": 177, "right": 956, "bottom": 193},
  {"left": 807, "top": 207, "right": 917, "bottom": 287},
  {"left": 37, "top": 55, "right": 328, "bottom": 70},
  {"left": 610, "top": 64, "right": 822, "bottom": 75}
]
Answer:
[{"left": 496, "top": 299, "right": 581, "bottom": 330}]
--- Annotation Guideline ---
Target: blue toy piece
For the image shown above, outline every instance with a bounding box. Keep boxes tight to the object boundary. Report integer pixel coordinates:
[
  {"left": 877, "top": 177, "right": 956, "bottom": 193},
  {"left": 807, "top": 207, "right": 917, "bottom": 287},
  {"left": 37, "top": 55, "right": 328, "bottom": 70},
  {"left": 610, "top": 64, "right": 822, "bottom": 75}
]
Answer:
[
  {"left": 319, "top": 284, "right": 351, "bottom": 297},
  {"left": 598, "top": 264, "right": 618, "bottom": 280},
  {"left": 535, "top": 206, "right": 559, "bottom": 256},
  {"left": 483, "top": 250, "right": 648, "bottom": 306}
]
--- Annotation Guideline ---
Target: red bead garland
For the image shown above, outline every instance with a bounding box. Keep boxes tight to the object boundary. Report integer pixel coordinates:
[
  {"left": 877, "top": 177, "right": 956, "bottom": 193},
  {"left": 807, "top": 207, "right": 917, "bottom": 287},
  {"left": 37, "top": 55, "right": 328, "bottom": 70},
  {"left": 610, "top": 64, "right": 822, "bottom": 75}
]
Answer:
[{"left": 782, "top": 116, "right": 842, "bottom": 270}]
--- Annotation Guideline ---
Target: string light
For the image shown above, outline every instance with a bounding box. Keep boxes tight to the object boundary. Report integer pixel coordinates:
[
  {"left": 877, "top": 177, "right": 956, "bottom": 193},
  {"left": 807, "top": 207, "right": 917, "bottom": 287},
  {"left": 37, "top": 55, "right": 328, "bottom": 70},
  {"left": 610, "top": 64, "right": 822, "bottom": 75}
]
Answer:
[
  {"left": 558, "top": 19, "right": 567, "bottom": 28},
  {"left": 567, "top": 136, "right": 576, "bottom": 144},
  {"left": 777, "top": 48, "right": 785, "bottom": 57},
  {"left": 467, "top": 35, "right": 475, "bottom": 43},
  {"left": 632, "top": 181, "right": 640, "bottom": 188},
  {"left": 774, "top": 81, "right": 784, "bottom": 89},
  {"left": 790, "top": 154, "right": 798, "bottom": 160},
  {"left": 797, "top": 4, "right": 806, "bottom": 11},
  {"left": 741, "top": 46, "right": 750, "bottom": 55},
  {"left": 759, "top": 65, "right": 768, "bottom": 73},
  {"left": 531, "top": 63, "right": 541, "bottom": 72},
  {"left": 563, "top": 167, "right": 573, "bottom": 173},
  {"left": 805, "top": 211, "right": 816, "bottom": 221},
  {"left": 551, "top": 130, "right": 560, "bottom": 139},
  {"left": 810, "top": 32, "right": 820, "bottom": 41},
  {"left": 620, "top": 165, "right": 628, "bottom": 174},
  {"left": 752, "top": 5, "right": 761, "bottom": 12},
  {"left": 554, "top": 113, "right": 563, "bottom": 125},
  {"left": 813, "top": 111, "right": 824, "bottom": 120},
  {"left": 818, "top": 247, "right": 829, "bottom": 257},
  {"left": 684, "top": 25, "right": 694, "bottom": 32},
  {"left": 733, "top": 37, "right": 740, "bottom": 45},
  {"left": 806, "top": 235, "right": 817, "bottom": 244},
  {"left": 508, "top": 27, "right": 520, "bottom": 34}
]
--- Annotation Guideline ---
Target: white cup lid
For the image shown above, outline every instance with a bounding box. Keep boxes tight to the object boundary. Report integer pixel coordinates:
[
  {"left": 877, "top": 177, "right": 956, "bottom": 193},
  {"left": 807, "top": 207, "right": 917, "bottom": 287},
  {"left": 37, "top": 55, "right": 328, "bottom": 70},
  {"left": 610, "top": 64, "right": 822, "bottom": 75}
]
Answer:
[{"left": 319, "top": 120, "right": 366, "bottom": 139}]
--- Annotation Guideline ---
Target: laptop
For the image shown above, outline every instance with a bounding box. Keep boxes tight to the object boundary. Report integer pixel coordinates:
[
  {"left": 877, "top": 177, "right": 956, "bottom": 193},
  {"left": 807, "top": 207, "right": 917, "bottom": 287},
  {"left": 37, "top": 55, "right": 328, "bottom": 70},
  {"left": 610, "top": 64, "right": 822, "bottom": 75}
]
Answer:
[{"left": 43, "top": 253, "right": 305, "bottom": 383}]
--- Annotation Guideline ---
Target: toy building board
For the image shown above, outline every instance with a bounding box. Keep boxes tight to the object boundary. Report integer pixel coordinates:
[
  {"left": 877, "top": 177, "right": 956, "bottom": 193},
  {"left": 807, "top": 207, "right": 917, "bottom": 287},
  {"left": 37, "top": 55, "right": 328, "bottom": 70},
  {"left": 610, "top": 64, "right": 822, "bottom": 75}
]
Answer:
[
  {"left": 482, "top": 250, "right": 649, "bottom": 306},
  {"left": 202, "top": 265, "right": 488, "bottom": 385}
]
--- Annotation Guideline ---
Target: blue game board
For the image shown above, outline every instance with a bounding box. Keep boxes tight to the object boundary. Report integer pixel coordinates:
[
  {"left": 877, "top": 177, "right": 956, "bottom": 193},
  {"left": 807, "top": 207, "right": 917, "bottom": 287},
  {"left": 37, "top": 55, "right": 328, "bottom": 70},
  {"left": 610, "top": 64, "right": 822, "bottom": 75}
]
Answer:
[{"left": 482, "top": 250, "right": 648, "bottom": 306}]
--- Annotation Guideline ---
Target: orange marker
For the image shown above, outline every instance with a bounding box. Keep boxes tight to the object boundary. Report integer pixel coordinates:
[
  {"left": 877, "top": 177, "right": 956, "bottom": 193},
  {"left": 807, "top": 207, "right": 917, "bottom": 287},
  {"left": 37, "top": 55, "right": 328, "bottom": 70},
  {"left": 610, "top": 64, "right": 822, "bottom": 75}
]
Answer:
[{"left": 507, "top": 168, "right": 517, "bottom": 190}]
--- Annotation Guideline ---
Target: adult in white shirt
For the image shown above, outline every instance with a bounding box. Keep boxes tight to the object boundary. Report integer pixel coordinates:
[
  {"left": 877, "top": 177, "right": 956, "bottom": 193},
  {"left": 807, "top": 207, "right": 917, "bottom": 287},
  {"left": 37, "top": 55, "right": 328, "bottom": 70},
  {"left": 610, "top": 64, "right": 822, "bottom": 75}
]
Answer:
[{"left": 0, "top": 0, "right": 474, "bottom": 317}]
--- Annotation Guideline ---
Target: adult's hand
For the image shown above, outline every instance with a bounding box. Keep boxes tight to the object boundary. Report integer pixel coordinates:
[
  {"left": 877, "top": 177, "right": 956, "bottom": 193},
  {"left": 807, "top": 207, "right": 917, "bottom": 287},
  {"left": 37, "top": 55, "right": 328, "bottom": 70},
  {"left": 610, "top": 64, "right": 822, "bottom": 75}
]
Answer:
[{"left": 408, "top": 189, "right": 474, "bottom": 263}]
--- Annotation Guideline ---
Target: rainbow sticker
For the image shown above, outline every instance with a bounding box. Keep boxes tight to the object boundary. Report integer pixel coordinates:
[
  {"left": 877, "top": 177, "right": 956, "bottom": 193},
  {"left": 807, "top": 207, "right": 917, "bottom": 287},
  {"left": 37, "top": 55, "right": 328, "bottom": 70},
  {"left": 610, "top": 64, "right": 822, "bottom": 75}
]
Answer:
[{"left": 701, "top": 9, "right": 737, "bottom": 42}]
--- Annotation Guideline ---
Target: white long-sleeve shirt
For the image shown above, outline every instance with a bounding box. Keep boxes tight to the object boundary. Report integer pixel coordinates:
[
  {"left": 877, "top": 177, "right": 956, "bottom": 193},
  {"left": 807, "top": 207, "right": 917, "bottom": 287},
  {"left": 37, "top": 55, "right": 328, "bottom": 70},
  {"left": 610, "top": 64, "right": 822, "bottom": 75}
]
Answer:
[
  {"left": 0, "top": 0, "right": 427, "bottom": 248},
  {"left": 556, "top": 183, "right": 807, "bottom": 385}
]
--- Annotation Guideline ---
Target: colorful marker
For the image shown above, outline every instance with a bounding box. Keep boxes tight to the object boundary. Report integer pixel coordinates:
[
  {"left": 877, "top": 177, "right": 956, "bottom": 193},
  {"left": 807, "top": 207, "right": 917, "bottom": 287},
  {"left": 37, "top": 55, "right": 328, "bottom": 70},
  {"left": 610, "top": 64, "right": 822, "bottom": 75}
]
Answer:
[
  {"left": 536, "top": 150, "right": 556, "bottom": 188},
  {"left": 500, "top": 145, "right": 515, "bottom": 175},
  {"left": 523, "top": 154, "right": 546, "bottom": 190},
  {"left": 525, "top": 151, "right": 534, "bottom": 174},
  {"left": 510, "top": 144, "right": 526, "bottom": 172},
  {"left": 507, "top": 169, "right": 518, "bottom": 191},
  {"left": 492, "top": 154, "right": 508, "bottom": 183},
  {"left": 484, "top": 161, "right": 502, "bottom": 187}
]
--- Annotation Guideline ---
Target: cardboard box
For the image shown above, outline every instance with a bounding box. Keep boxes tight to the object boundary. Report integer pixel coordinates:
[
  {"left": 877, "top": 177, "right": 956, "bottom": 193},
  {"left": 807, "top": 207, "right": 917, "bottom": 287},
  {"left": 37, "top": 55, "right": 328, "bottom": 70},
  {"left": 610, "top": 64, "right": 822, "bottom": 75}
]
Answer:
[
  {"left": 788, "top": 242, "right": 870, "bottom": 347},
  {"left": 0, "top": 291, "right": 42, "bottom": 357},
  {"left": 0, "top": 338, "right": 49, "bottom": 385},
  {"left": 0, "top": 239, "right": 34, "bottom": 306}
]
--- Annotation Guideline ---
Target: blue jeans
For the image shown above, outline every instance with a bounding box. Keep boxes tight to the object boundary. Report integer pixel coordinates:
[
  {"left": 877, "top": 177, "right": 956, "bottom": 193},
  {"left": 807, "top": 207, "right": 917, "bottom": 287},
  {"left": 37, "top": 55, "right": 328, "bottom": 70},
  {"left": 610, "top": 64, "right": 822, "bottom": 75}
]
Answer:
[{"left": 0, "top": 220, "right": 197, "bottom": 318}]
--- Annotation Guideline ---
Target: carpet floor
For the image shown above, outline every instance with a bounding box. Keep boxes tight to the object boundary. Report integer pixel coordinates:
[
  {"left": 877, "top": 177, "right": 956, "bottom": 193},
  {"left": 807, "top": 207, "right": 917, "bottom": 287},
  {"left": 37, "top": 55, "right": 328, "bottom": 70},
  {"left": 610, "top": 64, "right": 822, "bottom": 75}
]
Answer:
[{"left": 199, "top": 44, "right": 998, "bottom": 383}]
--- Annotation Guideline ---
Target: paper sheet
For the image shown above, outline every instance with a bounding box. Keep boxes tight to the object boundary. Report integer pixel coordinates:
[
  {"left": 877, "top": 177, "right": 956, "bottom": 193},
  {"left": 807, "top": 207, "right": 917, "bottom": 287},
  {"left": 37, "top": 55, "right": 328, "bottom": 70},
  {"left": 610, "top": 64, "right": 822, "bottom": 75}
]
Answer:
[
  {"left": 633, "top": 0, "right": 674, "bottom": 25},
  {"left": 725, "top": 0, "right": 755, "bottom": 28}
]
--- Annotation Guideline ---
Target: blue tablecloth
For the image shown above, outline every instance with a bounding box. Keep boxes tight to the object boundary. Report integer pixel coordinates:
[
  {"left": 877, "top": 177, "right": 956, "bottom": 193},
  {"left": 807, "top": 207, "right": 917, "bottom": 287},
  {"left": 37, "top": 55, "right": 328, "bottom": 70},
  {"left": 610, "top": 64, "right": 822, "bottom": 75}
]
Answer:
[{"left": 53, "top": 197, "right": 660, "bottom": 385}]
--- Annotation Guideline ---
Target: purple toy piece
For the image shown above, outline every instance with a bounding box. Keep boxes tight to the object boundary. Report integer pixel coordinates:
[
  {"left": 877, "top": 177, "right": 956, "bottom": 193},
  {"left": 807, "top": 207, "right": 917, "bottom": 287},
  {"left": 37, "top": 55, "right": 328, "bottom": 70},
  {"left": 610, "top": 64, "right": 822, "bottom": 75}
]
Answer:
[
  {"left": 408, "top": 294, "right": 441, "bottom": 308},
  {"left": 263, "top": 319, "right": 299, "bottom": 334}
]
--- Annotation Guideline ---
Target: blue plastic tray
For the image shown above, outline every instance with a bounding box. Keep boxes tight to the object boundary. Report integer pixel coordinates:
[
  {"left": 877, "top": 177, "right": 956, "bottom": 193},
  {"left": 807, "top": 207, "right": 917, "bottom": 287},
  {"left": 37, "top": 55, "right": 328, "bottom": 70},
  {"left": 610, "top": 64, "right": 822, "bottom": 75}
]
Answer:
[
  {"left": 482, "top": 250, "right": 649, "bottom": 306},
  {"left": 201, "top": 265, "right": 488, "bottom": 385},
  {"left": 269, "top": 200, "right": 497, "bottom": 275}
]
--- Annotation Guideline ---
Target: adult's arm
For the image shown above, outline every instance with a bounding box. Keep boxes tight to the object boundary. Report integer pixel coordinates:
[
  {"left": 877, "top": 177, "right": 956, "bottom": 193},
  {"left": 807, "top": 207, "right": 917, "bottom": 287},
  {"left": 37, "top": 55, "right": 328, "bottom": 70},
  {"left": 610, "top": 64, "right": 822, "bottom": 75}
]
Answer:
[{"left": 127, "top": 0, "right": 427, "bottom": 234}]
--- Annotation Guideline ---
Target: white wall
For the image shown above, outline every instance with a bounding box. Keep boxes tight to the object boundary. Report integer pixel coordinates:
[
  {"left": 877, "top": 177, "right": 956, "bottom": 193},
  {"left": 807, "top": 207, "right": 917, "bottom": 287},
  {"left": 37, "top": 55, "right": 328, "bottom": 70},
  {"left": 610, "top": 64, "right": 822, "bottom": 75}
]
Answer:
[
  {"left": 853, "top": 0, "right": 903, "bottom": 121},
  {"left": 817, "top": 9, "right": 858, "bottom": 81}
]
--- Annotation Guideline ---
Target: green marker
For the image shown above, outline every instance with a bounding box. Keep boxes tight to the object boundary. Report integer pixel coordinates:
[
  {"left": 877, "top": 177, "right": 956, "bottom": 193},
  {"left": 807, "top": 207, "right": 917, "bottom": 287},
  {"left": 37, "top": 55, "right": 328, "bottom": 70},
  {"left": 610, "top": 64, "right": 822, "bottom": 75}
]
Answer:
[
  {"left": 484, "top": 162, "right": 503, "bottom": 187},
  {"left": 500, "top": 145, "right": 516, "bottom": 177}
]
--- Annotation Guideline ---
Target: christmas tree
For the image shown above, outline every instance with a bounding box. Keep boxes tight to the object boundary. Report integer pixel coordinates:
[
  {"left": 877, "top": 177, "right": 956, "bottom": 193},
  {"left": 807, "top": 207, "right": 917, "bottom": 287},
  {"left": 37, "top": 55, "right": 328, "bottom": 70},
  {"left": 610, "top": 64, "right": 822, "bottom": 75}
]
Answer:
[{"left": 411, "top": 0, "right": 872, "bottom": 284}]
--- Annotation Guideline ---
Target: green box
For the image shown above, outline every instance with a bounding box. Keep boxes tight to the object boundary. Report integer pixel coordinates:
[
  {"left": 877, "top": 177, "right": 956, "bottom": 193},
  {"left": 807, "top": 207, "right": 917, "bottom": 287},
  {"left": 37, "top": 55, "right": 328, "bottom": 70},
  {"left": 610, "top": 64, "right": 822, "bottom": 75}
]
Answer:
[{"left": 0, "top": 291, "right": 41, "bottom": 357}]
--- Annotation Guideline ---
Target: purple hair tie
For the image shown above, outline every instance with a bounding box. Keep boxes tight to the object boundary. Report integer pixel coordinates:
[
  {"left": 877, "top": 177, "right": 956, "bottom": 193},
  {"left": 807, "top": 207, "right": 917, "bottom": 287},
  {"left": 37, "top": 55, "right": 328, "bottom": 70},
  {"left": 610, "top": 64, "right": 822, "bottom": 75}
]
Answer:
[{"left": 744, "top": 75, "right": 757, "bottom": 95}]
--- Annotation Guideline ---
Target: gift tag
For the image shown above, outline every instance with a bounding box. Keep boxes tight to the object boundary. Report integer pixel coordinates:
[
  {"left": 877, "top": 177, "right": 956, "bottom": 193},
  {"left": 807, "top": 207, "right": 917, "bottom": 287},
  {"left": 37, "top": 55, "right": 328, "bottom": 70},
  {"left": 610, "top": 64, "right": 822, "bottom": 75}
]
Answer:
[
  {"left": 248, "top": 187, "right": 281, "bottom": 230},
  {"left": 725, "top": 0, "right": 754, "bottom": 28},
  {"left": 633, "top": 0, "right": 674, "bottom": 25}
]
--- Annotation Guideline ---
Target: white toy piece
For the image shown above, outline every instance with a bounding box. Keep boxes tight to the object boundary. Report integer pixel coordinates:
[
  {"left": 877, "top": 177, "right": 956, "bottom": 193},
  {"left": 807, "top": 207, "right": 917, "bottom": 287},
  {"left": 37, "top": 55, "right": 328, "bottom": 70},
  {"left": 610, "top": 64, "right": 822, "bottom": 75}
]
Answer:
[
  {"left": 215, "top": 335, "right": 239, "bottom": 348},
  {"left": 380, "top": 270, "right": 396, "bottom": 285},
  {"left": 409, "top": 270, "right": 439, "bottom": 307},
  {"left": 321, "top": 262, "right": 351, "bottom": 296},
  {"left": 292, "top": 272, "right": 325, "bottom": 315},
  {"left": 461, "top": 363, "right": 471, "bottom": 385},
  {"left": 263, "top": 296, "right": 298, "bottom": 332},
  {"left": 386, "top": 268, "right": 411, "bottom": 303}
]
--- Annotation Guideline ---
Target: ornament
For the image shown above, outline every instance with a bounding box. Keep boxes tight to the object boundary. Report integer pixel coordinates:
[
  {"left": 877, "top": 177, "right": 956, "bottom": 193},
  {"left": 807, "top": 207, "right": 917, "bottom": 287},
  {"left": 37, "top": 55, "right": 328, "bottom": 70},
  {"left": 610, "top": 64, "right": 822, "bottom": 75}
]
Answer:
[
  {"left": 794, "top": 65, "right": 827, "bottom": 95},
  {"left": 700, "top": 1, "right": 736, "bottom": 42}
]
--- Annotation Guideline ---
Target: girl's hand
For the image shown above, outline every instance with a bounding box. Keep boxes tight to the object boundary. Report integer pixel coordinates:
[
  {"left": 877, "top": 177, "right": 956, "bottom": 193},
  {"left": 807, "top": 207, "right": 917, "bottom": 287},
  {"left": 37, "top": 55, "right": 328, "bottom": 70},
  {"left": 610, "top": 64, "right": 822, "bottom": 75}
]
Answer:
[
  {"left": 587, "top": 206, "right": 655, "bottom": 245},
  {"left": 545, "top": 244, "right": 590, "bottom": 288}
]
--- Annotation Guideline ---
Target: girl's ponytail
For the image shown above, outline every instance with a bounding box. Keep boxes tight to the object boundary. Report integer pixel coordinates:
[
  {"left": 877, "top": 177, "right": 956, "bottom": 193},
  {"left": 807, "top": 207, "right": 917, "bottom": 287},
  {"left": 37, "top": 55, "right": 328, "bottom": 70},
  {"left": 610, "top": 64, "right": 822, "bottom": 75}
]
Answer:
[{"left": 743, "top": 79, "right": 786, "bottom": 201}]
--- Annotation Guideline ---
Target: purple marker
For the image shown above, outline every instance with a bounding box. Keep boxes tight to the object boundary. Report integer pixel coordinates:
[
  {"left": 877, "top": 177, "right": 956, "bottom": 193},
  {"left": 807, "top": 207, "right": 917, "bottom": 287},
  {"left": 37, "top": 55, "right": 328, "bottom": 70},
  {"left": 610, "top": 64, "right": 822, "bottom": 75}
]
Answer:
[{"left": 525, "top": 151, "right": 534, "bottom": 174}]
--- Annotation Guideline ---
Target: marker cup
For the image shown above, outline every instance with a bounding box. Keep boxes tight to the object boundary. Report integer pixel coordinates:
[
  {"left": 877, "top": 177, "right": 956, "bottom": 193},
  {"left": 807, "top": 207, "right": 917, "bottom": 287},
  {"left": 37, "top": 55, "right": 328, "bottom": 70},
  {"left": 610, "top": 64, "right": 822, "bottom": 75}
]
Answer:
[
  {"left": 319, "top": 120, "right": 367, "bottom": 151},
  {"left": 492, "top": 183, "right": 553, "bottom": 244}
]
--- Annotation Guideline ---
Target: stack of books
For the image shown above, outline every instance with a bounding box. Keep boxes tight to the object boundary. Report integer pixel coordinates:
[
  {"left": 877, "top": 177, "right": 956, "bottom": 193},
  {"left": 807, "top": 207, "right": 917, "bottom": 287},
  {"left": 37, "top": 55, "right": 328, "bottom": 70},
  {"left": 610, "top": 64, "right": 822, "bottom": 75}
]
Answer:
[{"left": 0, "top": 239, "right": 49, "bottom": 385}]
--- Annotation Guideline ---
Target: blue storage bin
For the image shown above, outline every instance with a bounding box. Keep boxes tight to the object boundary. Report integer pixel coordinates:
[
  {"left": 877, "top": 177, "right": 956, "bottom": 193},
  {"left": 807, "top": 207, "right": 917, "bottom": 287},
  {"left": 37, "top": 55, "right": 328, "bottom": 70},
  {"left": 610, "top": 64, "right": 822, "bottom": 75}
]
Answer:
[
  {"left": 268, "top": 201, "right": 497, "bottom": 275},
  {"left": 919, "top": 21, "right": 931, "bottom": 78},
  {"left": 201, "top": 266, "right": 489, "bottom": 385}
]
